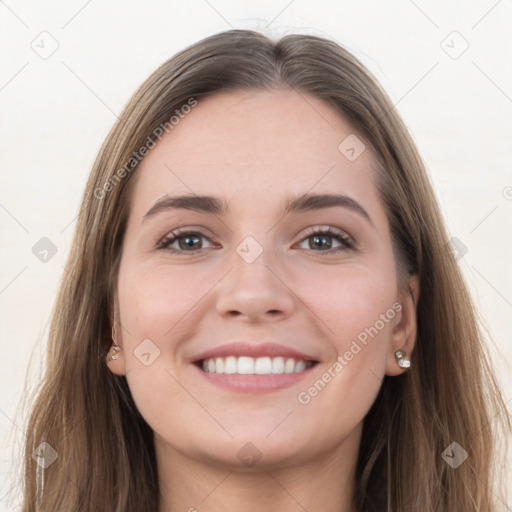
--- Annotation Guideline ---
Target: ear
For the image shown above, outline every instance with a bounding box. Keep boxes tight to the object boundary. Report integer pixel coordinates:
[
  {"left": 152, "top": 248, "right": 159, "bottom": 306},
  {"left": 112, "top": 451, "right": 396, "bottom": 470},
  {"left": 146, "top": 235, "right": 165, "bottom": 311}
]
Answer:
[
  {"left": 105, "top": 297, "right": 127, "bottom": 376},
  {"left": 385, "top": 274, "right": 420, "bottom": 376}
]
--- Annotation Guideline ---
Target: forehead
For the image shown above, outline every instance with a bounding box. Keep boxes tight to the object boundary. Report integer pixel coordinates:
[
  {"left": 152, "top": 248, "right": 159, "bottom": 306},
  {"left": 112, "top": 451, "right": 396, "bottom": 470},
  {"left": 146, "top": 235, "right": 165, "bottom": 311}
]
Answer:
[{"left": 130, "top": 89, "right": 381, "bottom": 219}]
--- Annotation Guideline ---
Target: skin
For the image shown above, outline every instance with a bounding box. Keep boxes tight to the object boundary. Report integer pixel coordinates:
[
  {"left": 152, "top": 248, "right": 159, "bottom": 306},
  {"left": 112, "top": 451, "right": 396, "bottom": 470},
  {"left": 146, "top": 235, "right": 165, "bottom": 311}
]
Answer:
[{"left": 107, "top": 89, "right": 419, "bottom": 512}]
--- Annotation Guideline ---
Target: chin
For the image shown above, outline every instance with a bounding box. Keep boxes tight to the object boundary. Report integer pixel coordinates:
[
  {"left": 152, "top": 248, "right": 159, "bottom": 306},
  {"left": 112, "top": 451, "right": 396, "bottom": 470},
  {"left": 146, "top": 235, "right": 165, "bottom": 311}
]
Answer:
[{"left": 188, "top": 429, "right": 316, "bottom": 471}]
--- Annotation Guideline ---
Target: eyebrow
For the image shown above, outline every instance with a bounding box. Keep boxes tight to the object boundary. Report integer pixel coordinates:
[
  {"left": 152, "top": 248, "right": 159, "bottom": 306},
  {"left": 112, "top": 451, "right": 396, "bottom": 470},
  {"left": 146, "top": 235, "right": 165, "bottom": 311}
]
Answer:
[{"left": 143, "top": 192, "right": 374, "bottom": 227}]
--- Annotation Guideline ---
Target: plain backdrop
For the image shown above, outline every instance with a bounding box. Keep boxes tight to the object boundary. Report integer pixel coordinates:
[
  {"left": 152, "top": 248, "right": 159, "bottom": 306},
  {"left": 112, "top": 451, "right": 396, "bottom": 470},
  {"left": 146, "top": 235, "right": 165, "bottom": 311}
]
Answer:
[{"left": 1, "top": 1, "right": 511, "bottom": 510}]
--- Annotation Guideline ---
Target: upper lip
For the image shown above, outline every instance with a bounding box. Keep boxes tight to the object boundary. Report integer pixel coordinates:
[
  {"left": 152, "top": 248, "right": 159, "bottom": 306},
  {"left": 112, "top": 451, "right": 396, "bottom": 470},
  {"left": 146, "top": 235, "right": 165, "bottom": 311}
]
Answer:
[{"left": 191, "top": 342, "right": 319, "bottom": 363}]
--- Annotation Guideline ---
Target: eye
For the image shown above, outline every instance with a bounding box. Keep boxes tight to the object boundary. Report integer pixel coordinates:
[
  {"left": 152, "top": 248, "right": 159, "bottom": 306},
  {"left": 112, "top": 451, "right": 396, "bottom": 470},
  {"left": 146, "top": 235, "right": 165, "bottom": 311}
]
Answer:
[
  {"left": 297, "top": 226, "right": 353, "bottom": 253},
  {"left": 157, "top": 229, "right": 215, "bottom": 254}
]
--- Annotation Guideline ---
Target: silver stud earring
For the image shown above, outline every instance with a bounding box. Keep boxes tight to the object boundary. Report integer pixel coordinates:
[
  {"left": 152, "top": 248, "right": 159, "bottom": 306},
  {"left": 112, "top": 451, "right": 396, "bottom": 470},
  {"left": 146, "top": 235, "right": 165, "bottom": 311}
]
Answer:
[
  {"left": 107, "top": 344, "right": 121, "bottom": 361},
  {"left": 395, "top": 350, "right": 411, "bottom": 369}
]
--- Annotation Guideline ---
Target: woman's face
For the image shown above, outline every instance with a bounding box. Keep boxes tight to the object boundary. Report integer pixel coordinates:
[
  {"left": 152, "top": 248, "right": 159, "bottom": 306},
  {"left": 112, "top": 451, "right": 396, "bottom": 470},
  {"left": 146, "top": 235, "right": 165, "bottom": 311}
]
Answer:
[{"left": 109, "top": 89, "right": 418, "bottom": 470}]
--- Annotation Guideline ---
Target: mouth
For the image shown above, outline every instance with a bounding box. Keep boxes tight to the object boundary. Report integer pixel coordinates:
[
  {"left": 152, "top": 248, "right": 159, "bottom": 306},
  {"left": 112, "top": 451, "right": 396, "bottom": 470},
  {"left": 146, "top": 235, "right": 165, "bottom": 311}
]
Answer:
[{"left": 190, "top": 341, "right": 321, "bottom": 392}]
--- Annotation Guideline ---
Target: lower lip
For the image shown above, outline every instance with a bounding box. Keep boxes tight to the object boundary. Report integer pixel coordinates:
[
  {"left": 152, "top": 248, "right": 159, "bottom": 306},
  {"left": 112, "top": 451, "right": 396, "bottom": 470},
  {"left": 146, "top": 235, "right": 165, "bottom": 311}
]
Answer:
[{"left": 192, "top": 362, "right": 318, "bottom": 392}]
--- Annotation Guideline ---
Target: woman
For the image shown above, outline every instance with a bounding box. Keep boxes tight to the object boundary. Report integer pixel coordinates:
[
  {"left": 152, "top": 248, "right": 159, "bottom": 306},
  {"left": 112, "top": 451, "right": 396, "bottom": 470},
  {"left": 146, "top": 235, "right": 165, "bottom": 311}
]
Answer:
[{"left": 20, "top": 29, "right": 510, "bottom": 511}]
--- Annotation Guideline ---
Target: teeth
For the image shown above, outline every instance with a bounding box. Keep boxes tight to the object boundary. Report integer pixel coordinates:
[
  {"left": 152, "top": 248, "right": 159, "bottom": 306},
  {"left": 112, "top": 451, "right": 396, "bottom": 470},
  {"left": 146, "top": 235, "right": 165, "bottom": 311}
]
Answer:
[
  {"left": 200, "top": 356, "right": 314, "bottom": 375},
  {"left": 284, "top": 358, "right": 295, "bottom": 373},
  {"left": 255, "top": 357, "right": 272, "bottom": 375},
  {"left": 225, "top": 356, "right": 236, "bottom": 374},
  {"left": 295, "top": 360, "right": 306, "bottom": 372},
  {"left": 272, "top": 357, "right": 285, "bottom": 373},
  {"left": 238, "top": 356, "right": 254, "bottom": 374}
]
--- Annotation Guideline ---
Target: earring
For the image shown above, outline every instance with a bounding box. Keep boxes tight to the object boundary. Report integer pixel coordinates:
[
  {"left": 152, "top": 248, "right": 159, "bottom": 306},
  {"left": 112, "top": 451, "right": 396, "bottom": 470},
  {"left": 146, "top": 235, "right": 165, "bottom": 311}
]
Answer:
[
  {"left": 395, "top": 350, "right": 411, "bottom": 369},
  {"left": 107, "top": 321, "right": 121, "bottom": 362},
  {"left": 107, "top": 344, "right": 121, "bottom": 361}
]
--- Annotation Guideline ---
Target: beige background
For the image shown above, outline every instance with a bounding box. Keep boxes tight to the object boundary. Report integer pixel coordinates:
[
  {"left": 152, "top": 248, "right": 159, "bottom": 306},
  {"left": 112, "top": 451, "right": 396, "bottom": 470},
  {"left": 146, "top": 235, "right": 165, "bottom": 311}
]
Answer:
[{"left": 1, "top": 0, "right": 511, "bottom": 509}]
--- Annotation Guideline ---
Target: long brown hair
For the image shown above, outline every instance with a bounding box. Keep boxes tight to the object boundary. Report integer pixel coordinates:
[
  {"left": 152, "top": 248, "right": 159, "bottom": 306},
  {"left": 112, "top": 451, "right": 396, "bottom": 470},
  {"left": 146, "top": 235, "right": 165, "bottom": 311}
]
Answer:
[{"left": 18, "top": 29, "right": 510, "bottom": 511}]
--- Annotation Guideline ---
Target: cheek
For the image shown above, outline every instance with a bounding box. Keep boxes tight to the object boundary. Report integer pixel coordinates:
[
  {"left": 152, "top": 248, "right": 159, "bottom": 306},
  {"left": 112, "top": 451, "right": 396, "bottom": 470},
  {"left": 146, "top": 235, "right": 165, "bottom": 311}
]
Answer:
[
  {"left": 298, "top": 262, "right": 397, "bottom": 345},
  {"left": 116, "top": 262, "right": 221, "bottom": 431},
  {"left": 117, "top": 263, "right": 213, "bottom": 386},
  {"left": 118, "top": 260, "right": 217, "bottom": 342},
  {"left": 294, "top": 265, "right": 397, "bottom": 423}
]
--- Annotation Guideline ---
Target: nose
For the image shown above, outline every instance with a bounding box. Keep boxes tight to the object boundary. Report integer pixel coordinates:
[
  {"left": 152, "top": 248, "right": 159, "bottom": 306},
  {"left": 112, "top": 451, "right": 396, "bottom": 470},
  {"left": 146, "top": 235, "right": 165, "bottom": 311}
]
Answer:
[{"left": 215, "top": 241, "right": 296, "bottom": 323}]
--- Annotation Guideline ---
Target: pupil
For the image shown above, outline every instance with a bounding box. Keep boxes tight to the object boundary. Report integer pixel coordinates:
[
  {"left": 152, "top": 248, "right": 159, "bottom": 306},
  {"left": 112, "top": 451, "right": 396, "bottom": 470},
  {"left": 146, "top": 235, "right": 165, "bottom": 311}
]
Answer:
[
  {"left": 313, "top": 235, "right": 331, "bottom": 249},
  {"left": 180, "top": 235, "right": 200, "bottom": 250}
]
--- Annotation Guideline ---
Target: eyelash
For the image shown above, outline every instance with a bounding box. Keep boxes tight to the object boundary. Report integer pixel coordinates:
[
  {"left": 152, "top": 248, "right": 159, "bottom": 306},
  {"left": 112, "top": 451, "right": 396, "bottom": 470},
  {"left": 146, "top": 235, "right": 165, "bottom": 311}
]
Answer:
[{"left": 157, "top": 226, "right": 354, "bottom": 255}]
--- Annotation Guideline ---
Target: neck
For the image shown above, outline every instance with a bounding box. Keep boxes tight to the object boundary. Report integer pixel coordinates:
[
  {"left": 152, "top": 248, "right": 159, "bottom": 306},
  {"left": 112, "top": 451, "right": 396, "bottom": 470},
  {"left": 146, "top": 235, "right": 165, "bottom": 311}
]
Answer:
[{"left": 156, "top": 427, "right": 360, "bottom": 512}]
